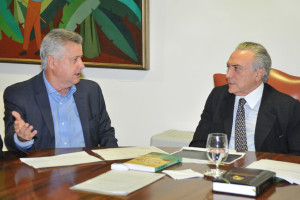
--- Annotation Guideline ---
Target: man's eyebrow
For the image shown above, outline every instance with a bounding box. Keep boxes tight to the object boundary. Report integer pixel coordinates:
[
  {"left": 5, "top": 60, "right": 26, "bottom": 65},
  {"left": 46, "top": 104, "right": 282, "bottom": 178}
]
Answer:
[
  {"left": 228, "top": 64, "right": 242, "bottom": 67},
  {"left": 73, "top": 55, "right": 82, "bottom": 59}
]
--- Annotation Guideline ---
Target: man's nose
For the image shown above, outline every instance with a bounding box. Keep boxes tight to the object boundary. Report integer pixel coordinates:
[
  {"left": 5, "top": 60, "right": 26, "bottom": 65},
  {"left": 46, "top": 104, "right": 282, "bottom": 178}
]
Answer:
[
  {"left": 78, "top": 58, "right": 85, "bottom": 69},
  {"left": 226, "top": 67, "right": 233, "bottom": 79}
]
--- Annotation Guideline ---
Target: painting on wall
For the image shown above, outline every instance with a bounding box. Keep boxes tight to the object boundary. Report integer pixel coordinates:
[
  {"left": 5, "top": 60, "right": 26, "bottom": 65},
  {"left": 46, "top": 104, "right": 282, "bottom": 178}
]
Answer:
[{"left": 0, "top": 0, "right": 149, "bottom": 70}]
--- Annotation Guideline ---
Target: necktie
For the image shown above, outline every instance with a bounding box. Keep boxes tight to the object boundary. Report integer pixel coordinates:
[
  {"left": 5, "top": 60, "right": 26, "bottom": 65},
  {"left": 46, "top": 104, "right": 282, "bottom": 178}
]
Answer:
[{"left": 235, "top": 98, "right": 247, "bottom": 151}]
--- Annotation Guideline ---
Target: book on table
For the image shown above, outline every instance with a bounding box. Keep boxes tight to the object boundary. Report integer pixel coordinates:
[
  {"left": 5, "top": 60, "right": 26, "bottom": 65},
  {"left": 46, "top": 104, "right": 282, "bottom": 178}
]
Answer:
[
  {"left": 122, "top": 152, "right": 182, "bottom": 172},
  {"left": 212, "top": 167, "right": 275, "bottom": 197}
]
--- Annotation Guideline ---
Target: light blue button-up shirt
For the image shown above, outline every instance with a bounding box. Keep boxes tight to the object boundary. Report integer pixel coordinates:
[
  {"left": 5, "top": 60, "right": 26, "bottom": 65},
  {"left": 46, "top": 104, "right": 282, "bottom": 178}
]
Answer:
[
  {"left": 230, "top": 83, "right": 264, "bottom": 151},
  {"left": 43, "top": 72, "right": 85, "bottom": 148},
  {"left": 14, "top": 72, "right": 85, "bottom": 149}
]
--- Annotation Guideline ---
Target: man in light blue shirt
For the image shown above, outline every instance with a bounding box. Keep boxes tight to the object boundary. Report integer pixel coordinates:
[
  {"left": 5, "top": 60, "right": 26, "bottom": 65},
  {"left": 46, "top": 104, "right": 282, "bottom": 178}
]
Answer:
[{"left": 4, "top": 29, "right": 118, "bottom": 152}]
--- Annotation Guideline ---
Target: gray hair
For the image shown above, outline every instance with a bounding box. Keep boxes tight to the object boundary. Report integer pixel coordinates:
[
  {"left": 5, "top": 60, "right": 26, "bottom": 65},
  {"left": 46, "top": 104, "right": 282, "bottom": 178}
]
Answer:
[
  {"left": 40, "top": 29, "right": 82, "bottom": 69},
  {"left": 235, "top": 42, "right": 272, "bottom": 82}
]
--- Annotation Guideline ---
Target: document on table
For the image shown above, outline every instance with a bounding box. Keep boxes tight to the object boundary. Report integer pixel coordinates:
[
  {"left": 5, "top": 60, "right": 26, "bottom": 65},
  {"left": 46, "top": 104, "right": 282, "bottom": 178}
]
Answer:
[
  {"left": 171, "top": 147, "right": 245, "bottom": 164},
  {"left": 247, "top": 159, "right": 300, "bottom": 185},
  {"left": 162, "top": 169, "right": 204, "bottom": 180},
  {"left": 70, "top": 170, "right": 165, "bottom": 196},
  {"left": 20, "top": 151, "right": 102, "bottom": 169},
  {"left": 92, "top": 146, "right": 168, "bottom": 160}
]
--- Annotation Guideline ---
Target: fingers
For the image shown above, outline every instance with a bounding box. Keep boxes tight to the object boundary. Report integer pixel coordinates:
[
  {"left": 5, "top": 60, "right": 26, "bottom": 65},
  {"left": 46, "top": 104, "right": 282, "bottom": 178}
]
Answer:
[
  {"left": 12, "top": 111, "right": 37, "bottom": 141},
  {"left": 19, "top": 124, "right": 38, "bottom": 141},
  {"left": 17, "top": 124, "right": 38, "bottom": 141},
  {"left": 12, "top": 111, "right": 25, "bottom": 133},
  {"left": 12, "top": 111, "right": 22, "bottom": 121}
]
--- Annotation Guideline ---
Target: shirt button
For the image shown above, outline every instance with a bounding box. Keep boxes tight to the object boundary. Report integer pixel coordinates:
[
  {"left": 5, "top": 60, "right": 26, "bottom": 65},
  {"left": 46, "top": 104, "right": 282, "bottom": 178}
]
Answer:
[
  {"left": 64, "top": 142, "right": 67, "bottom": 145},
  {"left": 62, "top": 122, "right": 64, "bottom": 125},
  {"left": 60, "top": 102, "right": 62, "bottom": 105}
]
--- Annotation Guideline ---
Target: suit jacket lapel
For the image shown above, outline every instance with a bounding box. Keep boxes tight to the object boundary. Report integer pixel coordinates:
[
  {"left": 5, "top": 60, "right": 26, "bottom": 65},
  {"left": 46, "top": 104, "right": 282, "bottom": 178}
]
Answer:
[
  {"left": 33, "top": 72, "right": 55, "bottom": 138},
  {"left": 221, "top": 92, "right": 235, "bottom": 139},
  {"left": 73, "top": 85, "right": 91, "bottom": 146},
  {"left": 255, "top": 84, "right": 277, "bottom": 150}
]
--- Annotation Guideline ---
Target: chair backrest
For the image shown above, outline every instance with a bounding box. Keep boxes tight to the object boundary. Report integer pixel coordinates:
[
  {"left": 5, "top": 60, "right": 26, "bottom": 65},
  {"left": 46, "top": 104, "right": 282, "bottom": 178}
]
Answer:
[{"left": 213, "top": 68, "right": 300, "bottom": 101}]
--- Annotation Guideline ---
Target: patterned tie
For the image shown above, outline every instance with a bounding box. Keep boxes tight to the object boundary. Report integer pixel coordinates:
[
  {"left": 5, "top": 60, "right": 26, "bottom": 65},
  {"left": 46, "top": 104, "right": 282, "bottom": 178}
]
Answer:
[{"left": 235, "top": 98, "right": 248, "bottom": 151}]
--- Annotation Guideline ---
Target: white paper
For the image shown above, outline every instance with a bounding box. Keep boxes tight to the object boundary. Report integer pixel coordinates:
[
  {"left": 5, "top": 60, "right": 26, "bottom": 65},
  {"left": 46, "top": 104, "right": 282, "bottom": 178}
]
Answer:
[
  {"left": 92, "top": 146, "right": 168, "bottom": 160},
  {"left": 70, "top": 170, "right": 165, "bottom": 195},
  {"left": 162, "top": 169, "right": 204, "bottom": 180},
  {"left": 20, "top": 151, "right": 102, "bottom": 169},
  {"left": 171, "top": 147, "right": 245, "bottom": 164},
  {"left": 246, "top": 159, "right": 300, "bottom": 185}
]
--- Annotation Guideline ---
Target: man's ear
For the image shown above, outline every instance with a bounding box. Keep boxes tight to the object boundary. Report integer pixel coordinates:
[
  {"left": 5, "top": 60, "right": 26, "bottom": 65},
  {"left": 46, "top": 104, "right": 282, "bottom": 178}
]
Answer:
[
  {"left": 256, "top": 68, "right": 265, "bottom": 81},
  {"left": 47, "top": 55, "right": 56, "bottom": 69}
]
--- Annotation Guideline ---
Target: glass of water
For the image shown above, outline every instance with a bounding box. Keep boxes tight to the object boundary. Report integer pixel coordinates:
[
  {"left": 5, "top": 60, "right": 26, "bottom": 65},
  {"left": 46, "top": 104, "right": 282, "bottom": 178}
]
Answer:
[{"left": 204, "top": 133, "right": 228, "bottom": 177}]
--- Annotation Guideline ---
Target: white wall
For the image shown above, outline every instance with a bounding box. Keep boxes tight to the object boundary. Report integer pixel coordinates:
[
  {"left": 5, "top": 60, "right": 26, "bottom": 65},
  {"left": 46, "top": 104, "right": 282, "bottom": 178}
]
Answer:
[{"left": 0, "top": 0, "right": 300, "bottom": 150}]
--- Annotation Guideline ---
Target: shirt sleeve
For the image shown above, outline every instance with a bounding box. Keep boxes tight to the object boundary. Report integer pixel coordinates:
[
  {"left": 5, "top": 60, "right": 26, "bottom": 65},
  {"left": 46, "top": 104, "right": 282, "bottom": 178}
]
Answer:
[{"left": 14, "top": 133, "right": 34, "bottom": 149}]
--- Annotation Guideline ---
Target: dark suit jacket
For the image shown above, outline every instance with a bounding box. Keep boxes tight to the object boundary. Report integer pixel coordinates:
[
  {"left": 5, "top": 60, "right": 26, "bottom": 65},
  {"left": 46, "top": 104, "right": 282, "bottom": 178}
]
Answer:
[
  {"left": 0, "top": 136, "right": 3, "bottom": 157},
  {"left": 190, "top": 83, "right": 300, "bottom": 155},
  {"left": 4, "top": 72, "right": 118, "bottom": 152}
]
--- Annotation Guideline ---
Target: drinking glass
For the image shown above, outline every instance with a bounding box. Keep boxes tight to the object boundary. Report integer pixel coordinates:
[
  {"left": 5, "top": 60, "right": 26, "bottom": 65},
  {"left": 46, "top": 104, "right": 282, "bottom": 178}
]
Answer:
[{"left": 204, "top": 133, "right": 229, "bottom": 177}]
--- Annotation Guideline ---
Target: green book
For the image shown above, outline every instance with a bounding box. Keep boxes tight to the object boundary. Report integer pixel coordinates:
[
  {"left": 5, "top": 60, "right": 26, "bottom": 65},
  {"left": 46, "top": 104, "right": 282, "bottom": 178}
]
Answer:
[
  {"left": 123, "top": 152, "right": 182, "bottom": 172},
  {"left": 213, "top": 167, "right": 275, "bottom": 197}
]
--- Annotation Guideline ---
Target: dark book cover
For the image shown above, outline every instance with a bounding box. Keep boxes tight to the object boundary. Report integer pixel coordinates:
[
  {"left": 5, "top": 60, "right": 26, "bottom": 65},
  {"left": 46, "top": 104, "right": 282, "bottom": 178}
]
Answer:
[{"left": 213, "top": 167, "right": 275, "bottom": 197}]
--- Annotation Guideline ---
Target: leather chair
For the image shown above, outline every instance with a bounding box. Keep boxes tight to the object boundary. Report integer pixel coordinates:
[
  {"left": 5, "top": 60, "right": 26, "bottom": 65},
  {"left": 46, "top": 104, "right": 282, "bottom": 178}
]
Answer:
[{"left": 213, "top": 68, "right": 300, "bottom": 101}]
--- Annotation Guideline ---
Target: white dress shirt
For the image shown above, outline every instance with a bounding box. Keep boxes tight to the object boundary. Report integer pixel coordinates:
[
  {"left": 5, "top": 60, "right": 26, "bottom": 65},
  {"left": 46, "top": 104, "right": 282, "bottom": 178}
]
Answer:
[{"left": 229, "top": 83, "right": 264, "bottom": 151}]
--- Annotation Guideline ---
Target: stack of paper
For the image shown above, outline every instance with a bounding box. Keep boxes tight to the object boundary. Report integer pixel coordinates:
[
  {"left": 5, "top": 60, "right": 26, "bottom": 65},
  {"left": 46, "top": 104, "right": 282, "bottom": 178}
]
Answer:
[
  {"left": 162, "top": 169, "right": 204, "bottom": 180},
  {"left": 70, "top": 170, "right": 165, "bottom": 195},
  {"left": 92, "top": 146, "right": 167, "bottom": 160},
  {"left": 20, "top": 151, "right": 102, "bottom": 169},
  {"left": 171, "top": 147, "right": 245, "bottom": 164},
  {"left": 247, "top": 159, "right": 300, "bottom": 184}
]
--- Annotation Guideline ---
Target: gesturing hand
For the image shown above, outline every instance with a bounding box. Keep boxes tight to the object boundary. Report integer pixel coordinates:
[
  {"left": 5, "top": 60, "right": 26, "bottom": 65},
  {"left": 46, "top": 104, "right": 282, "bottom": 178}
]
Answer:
[{"left": 12, "top": 111, "right": 37, "bottom": 141}]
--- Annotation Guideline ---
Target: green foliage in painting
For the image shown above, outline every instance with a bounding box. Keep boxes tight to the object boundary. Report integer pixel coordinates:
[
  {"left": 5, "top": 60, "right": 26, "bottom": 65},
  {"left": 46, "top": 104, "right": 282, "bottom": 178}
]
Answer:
[
  {"left": 100, "top": 0, "right": 141, "bottom": 30},
  {"left": 15, "top": 0, "right": 27, "bottom": 25},
  {"left": 39, "top": 0, "right": 68, "bottom": 31},
  {"left": 92, "top": 6, "right": 138, "bottom": 62},
  {"left": 81, "top": 14, "right": 101, "bottom": 59},
  {"left": 93, "top": 8, "right": 138, "bottom": 61},
  {"left": 0, "top": 0, "right": 23, "bottom": 43},
  {"left": 59, "top": 0, "right": 100, "bottom": 30}
]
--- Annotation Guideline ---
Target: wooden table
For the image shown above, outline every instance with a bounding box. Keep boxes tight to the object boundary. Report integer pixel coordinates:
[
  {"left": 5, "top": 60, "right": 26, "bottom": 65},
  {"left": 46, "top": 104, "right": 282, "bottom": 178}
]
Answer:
[{"left": 1, "top": 148, "right": 300, "bottom": 200}]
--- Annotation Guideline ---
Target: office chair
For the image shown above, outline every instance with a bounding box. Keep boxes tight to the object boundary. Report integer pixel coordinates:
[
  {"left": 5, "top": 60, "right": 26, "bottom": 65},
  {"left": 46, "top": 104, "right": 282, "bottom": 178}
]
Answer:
[{"left": 213, "top": 68, "right": 300, "bottom": 101}]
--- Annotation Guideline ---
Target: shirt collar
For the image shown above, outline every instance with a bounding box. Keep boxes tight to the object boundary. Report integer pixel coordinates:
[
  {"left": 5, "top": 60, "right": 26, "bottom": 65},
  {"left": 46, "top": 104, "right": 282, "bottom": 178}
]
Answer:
[
  {"left": 236, "top": 82, "right": 264, "bottom": 109},
  {"left": 43, "top": 71, "right": 76, "bottom": 96}
]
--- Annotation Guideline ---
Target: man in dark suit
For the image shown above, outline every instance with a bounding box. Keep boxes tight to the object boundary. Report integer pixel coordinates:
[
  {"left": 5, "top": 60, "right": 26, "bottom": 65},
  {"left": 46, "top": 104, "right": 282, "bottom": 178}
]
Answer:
[
  {"left": 4, "top": 29, "right": 118, "bottom": 153},
  {"left": 190, "top": 42, "right": 300, "bottom": 155},
  {"left": 0, "top": 136, "right": 3, "bottom": 157}
]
